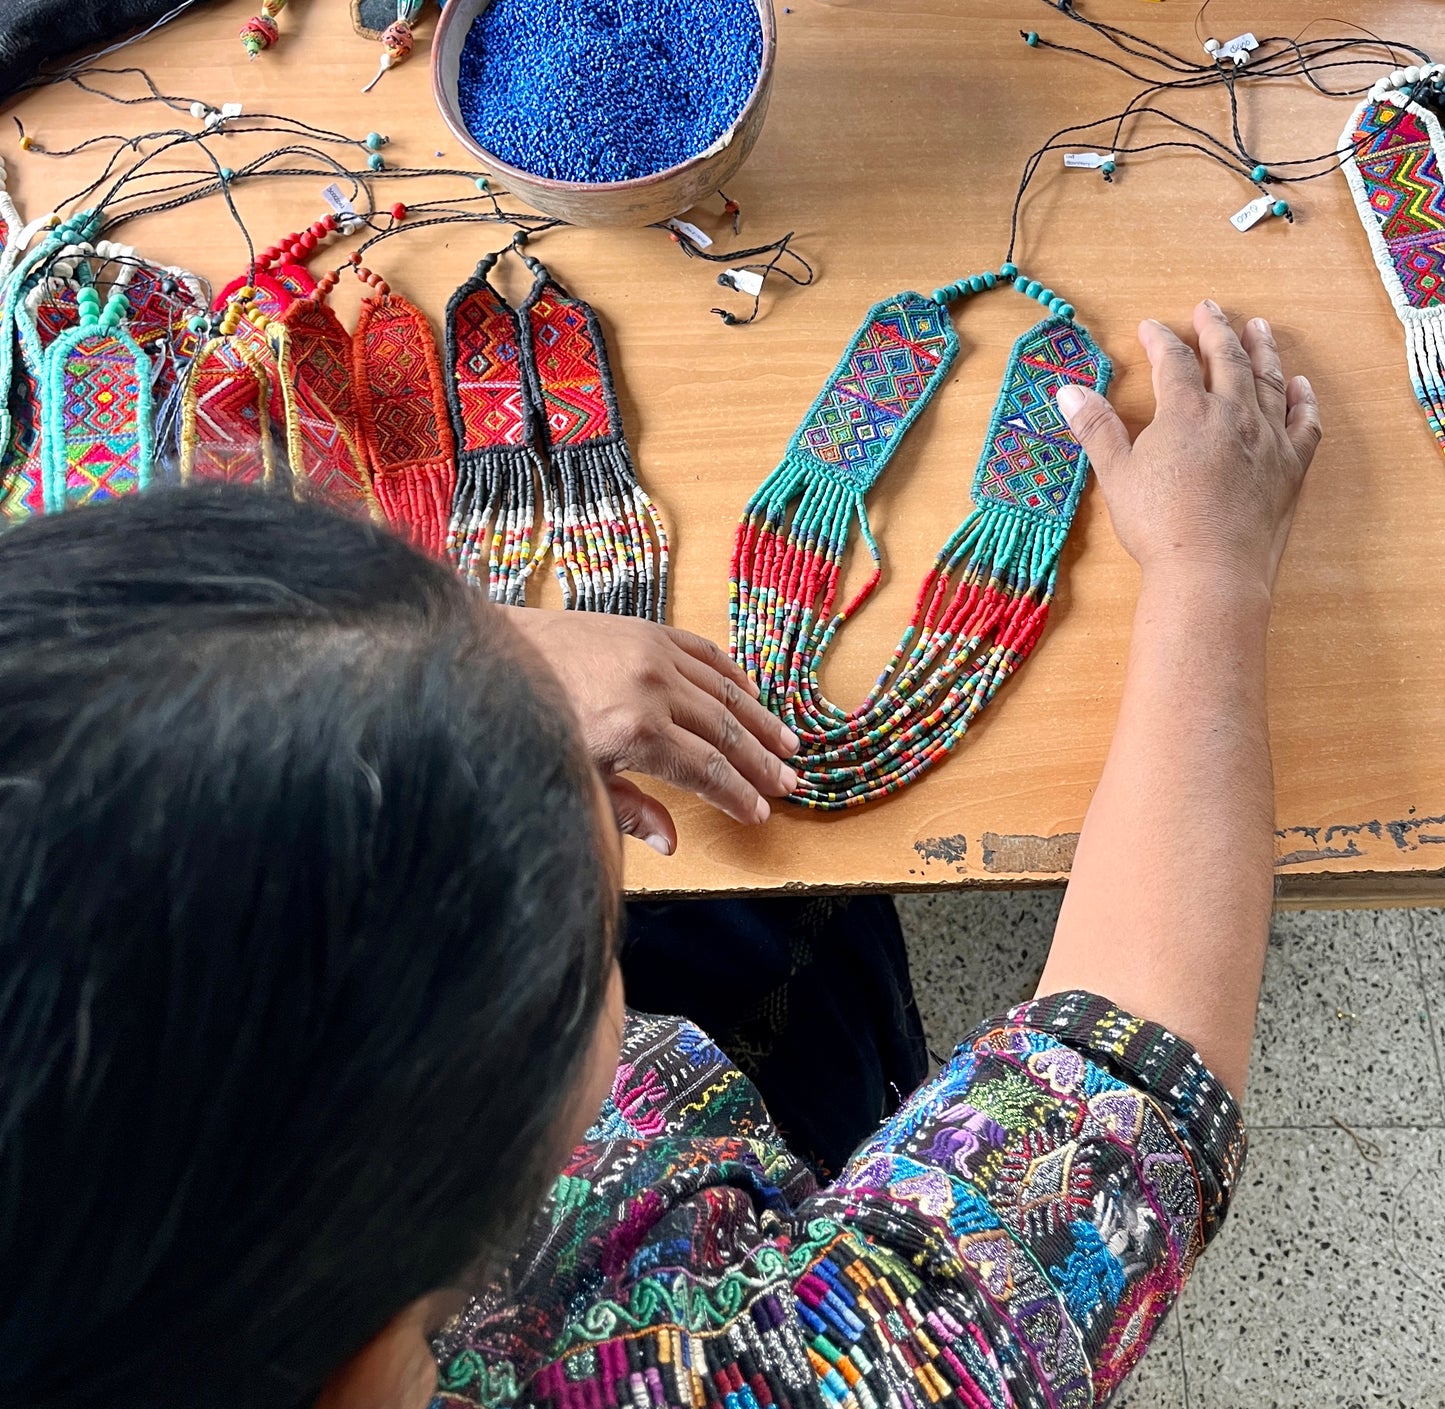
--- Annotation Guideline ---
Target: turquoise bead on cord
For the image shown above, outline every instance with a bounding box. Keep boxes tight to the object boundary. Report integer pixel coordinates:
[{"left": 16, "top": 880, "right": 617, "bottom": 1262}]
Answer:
[
  {"left": 368, "top": 153, "right": 385, "bottom": 170},
  {"left": 1038, "top": 287, "right": 1055, "bottom": 304},
  {"left": 1101, "top": 159, "right": 1116, "bottom": 175},
  {"left": 1025, "top": 30, "right": 1038, "bottom": 45},
  {"left": 1001, "top": 262, "right": 1018, "bottom": 278},
  {"left": 931, "top": 288, "right": 949, "bottom": 305},
  {"left": 1025, "top": 280, "right": 1042, "bottom": 297},
  {"left": 1014, "top": 275, "right": 1029, "bottom": 293},
  {"left": 1251, "top": 164, "right": 1268, "bottom": 182},
  {"left": 1272, "top": 200, "right": 1290, "bottom": 217},
  {"left": 364, "top": 132, "right": 386, "bottom": 151},
  {"left": 983, "top": 272, "right": 997, "bottom": 288}
]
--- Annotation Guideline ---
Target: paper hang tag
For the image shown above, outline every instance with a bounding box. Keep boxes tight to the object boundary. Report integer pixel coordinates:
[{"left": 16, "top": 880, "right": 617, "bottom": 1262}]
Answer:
[
  {"left": 725, "top": 268, "right": 765, "bottom": 297},
  {"left": 1229, "top": 196, "right": 1273, "bottom": 231},
  {"left": 665, "top": 217, "right": 712, "bottom": 248},
  {"left": 321, "top": 184, "right": 356, "bottom": 218},
  {"left": 220, "top": 102, "right": 244, "bottom": 119},
  {"left": 1218, "top": 32, "right": 1259, "bottom": 61},
  {"left": 1063, "top": 152, "right": 1114, "bottom": 169}
]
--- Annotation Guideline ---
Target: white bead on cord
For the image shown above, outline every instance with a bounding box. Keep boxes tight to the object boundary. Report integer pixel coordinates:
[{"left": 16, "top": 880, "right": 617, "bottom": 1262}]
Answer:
[{"left": 1369, "top": 61, "right": 1445, "bottom": 102}]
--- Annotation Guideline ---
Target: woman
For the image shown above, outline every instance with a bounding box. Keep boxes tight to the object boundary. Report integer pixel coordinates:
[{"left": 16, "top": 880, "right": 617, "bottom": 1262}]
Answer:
[{"left": 0, "top": 301, "right": 1318, "bottom": 1409}]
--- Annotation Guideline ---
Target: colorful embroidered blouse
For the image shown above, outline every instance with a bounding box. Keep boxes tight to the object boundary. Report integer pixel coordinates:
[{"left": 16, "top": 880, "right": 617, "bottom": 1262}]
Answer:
[{"left": 433, "top": 991, "right": 1245, "bottom": 1409}]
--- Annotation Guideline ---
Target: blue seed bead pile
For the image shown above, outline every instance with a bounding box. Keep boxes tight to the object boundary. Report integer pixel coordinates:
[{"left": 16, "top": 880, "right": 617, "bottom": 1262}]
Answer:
[{"left": 458, "top": 0, "right": 763, "bottom": 183}]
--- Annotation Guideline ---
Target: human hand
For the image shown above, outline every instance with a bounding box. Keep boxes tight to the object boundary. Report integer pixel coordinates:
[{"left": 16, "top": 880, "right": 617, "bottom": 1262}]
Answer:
[
  {"left": 502, "top": 607, "right": 798, "bottom": 854},
  {"left": 1055, "top": 300, "right": 1322, "bottom": 592}
]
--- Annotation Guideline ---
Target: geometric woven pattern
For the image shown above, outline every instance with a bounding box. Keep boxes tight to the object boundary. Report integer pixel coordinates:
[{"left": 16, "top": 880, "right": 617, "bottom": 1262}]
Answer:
[
  {"left": 529, "top": 289, "right": 615, "bottom": 447},
  {"left": 791, "top": 293, "right": 956, "bottom": 492},
  {"left": 731, "top": 286, "right": 1111, "bottom": 809},
  {"left": 973, "top": 318, "right": 1109, "bottom": 523},
  {"left": 44, "top": 327, "right": 152, "bottom": 511},
  {"left": 180, "top": 333, "right": 274, "bottom": 485},
  {"left": 277, "top": 299, "right": 379, "bottom": 519},
  {"left": 0, "top": 353, "right": 44, "bottom": 522},
  {"left": 448, "top": 283, "right": 534, "bottom": 451},
  {"left": 354, "top": 292, "right": 456, "bottom": 556},
  {"left": 1350, "top": 100, "right": 1445, "bottom": 310}
]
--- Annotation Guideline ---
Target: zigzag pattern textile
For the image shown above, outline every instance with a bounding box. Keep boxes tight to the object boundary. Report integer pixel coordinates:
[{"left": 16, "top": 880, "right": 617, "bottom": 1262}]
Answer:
[
  {"left": 731, "top": 277, "right": 1109, "bottom": 809},
  {"left": 445, "top": 256, "right": 549, "bottom": 604},
  {"left": 276, "top": 297, "right": 384, "bottom": 520},
  {"left": 445, "top": 249, "right": 669, "bottom": 621},
  {"left": 355, "top": 289, "right": 457, "bottom": 557},
  {"left": 1342, "top": 94, "right": 1445, "bottom": 459}
]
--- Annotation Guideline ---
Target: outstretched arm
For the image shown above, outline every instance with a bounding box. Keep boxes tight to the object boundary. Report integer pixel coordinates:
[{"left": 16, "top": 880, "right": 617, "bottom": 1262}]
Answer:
[{"left": 1037, "top": 300, "right": 1322, "bottom": 1099}]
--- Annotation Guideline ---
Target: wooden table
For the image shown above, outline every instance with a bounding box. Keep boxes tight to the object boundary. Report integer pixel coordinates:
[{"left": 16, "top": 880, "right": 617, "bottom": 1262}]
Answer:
[{"left": 7, "top": 0, "right": 1444, "bottom": 903}]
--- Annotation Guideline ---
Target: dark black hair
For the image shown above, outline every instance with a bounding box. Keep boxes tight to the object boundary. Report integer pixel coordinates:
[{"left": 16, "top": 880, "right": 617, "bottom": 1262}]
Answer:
[{"left": 0, "top": 488, "right": 615, "bottom": 1409}]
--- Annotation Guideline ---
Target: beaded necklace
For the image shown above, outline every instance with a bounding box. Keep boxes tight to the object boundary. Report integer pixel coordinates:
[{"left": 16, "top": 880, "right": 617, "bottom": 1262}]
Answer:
[
  {"left": 1340, "top": 76, "right": 1445, "bottom": 463},
  {"left": 349, "top": 261, "right": 457, "bottom": 556},
  {"left": 41, "top": 276, "right": 153, "bottom": 510},
  {"left": 444, "top": 246, "right": 670, "bottom": 620},
  {"left": 730, "top": 268, "right": 1109, "bottom": 809}
]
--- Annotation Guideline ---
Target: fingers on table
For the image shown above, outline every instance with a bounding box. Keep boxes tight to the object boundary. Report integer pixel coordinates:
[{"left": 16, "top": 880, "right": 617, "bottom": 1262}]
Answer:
[
  {"left": 1285, "top": 374, "right": 1323, "bottom": 464},
  {"left": 606, "top": 774, "right": 676, "bottom": 856},
  {"left": 1240, "top": 316, "right": 1289, "bottom": 422},
  {"left": 675, "top": 653, "right": 800, "bottom": 758},
  {"left": 1139, "top": 316, "right": 1206, "bottom": 404},
  {"left": 658, "top": 722, "right": 780, "bottom": 825},
  {"left": 1192, "top": 300, "right": 1257, "bottom": 404},
  {"left": 665, "top": 625, "right": 761, "bottom": 698}
]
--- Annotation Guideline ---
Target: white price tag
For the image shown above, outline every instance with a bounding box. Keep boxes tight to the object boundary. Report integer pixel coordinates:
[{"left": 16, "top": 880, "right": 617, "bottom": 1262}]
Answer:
[
  {"left": 321, "top": 183, "right": 356, "bottom": 217},
  {"left": 1219, "top": 31, "right": 1259, "bottom": 61},
  {"left": 665, "top": 218, "right": 712, "bottom": 248},
  {"left": 220, "top": 102, "right": 244, "bottom": 119},
  {"left": 726, "top": 268, "right": 765, "bottom": 297},
  {"left": 1229, "top": 196, "right": 1272, "bottom": 231},
  {"left": 1063, "top": 152, "right": 1113, "bottom": 169}
]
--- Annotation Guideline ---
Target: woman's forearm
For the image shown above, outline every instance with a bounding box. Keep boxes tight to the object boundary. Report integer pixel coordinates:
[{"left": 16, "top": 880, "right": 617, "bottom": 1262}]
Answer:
[{"left": 1037, "top": 566, "right": 1275, "bottom": 1099}]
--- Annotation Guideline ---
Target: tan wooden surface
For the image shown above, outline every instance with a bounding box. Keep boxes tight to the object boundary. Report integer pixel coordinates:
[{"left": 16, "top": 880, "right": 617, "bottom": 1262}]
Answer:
[{"left": 6, "top": 1, "right": 1445, "bottom": 901}]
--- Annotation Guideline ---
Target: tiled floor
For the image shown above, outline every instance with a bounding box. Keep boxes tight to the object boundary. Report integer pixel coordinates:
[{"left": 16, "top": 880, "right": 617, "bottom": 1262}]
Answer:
[{"left": 895, "top": 895, "right": 1445, "bottom": 1409}]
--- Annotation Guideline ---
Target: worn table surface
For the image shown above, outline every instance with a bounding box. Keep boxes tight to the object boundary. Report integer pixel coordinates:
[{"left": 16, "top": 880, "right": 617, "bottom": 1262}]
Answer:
[{"left": 6, "top": 0, "right": 1444, "bottom": 903}]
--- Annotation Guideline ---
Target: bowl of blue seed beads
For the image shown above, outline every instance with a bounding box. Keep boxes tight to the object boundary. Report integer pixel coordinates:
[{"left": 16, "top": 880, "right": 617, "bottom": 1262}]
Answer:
[{"left": 432, "top": 0, "right": 776, "bottom": 227}]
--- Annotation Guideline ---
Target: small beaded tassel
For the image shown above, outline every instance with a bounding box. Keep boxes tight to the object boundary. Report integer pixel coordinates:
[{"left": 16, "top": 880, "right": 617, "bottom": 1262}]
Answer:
[
  {"left": 443, "top": 251, "right": 548, "bottom": 602},
  {"left": 239, "top": 0, "right": 289, "bottom": 58},
  {"left": 363, "top": 0, "right": 423, "bottom": 92},
  {"left": 275, "top": 289, "right": 383, "bottom": 521},
  {"left": 40, "top": 280, "right": 153, "bottom": 511},
  {"left": 180, "top": 302, "right": 278, "bottom": 486},
  {"left": 1341, "top": 86, "right": 1445, "bottom": 462},
  {"left": 351, "top": 261, "right": 458, "bottom": 557},
  {"left": 731, "top": 269, "right": 1108, "bottom": 809},
  {"left": 522, "top": 264, "right": 669, "bottom": 622}
]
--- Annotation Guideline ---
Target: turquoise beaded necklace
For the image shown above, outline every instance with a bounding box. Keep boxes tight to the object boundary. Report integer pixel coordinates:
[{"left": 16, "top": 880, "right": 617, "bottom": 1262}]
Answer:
[{"left": 730, "top": 264, "right": 1110, "bottom": 810}]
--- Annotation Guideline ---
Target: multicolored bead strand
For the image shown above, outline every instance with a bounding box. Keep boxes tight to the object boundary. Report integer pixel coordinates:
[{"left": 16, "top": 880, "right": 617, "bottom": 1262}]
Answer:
[{"left": 730, "top": 270, "right": 1111, "bottom": 809}]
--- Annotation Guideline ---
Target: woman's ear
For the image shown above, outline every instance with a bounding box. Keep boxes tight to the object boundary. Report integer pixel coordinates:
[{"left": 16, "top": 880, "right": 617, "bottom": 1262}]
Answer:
[{"left": 317, "top": 1291, "right": 464, "bottom": 1409}]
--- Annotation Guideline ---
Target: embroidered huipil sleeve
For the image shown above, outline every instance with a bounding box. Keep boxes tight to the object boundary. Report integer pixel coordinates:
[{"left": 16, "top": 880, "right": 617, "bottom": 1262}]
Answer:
[{"left": 433, "top": 992, "right": 1245, "bottom": 1409}]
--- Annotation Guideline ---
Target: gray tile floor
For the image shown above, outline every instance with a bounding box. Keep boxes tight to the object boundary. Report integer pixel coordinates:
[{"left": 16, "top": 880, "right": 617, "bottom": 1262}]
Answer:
[{"left": 895, "top": 895, "right": 1445, "bottom": 1409}]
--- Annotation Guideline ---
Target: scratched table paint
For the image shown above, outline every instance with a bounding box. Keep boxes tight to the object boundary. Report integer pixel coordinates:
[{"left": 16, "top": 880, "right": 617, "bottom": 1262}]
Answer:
[{"left": 7, "top": 0, "right": 1445, "bottom": 903}]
